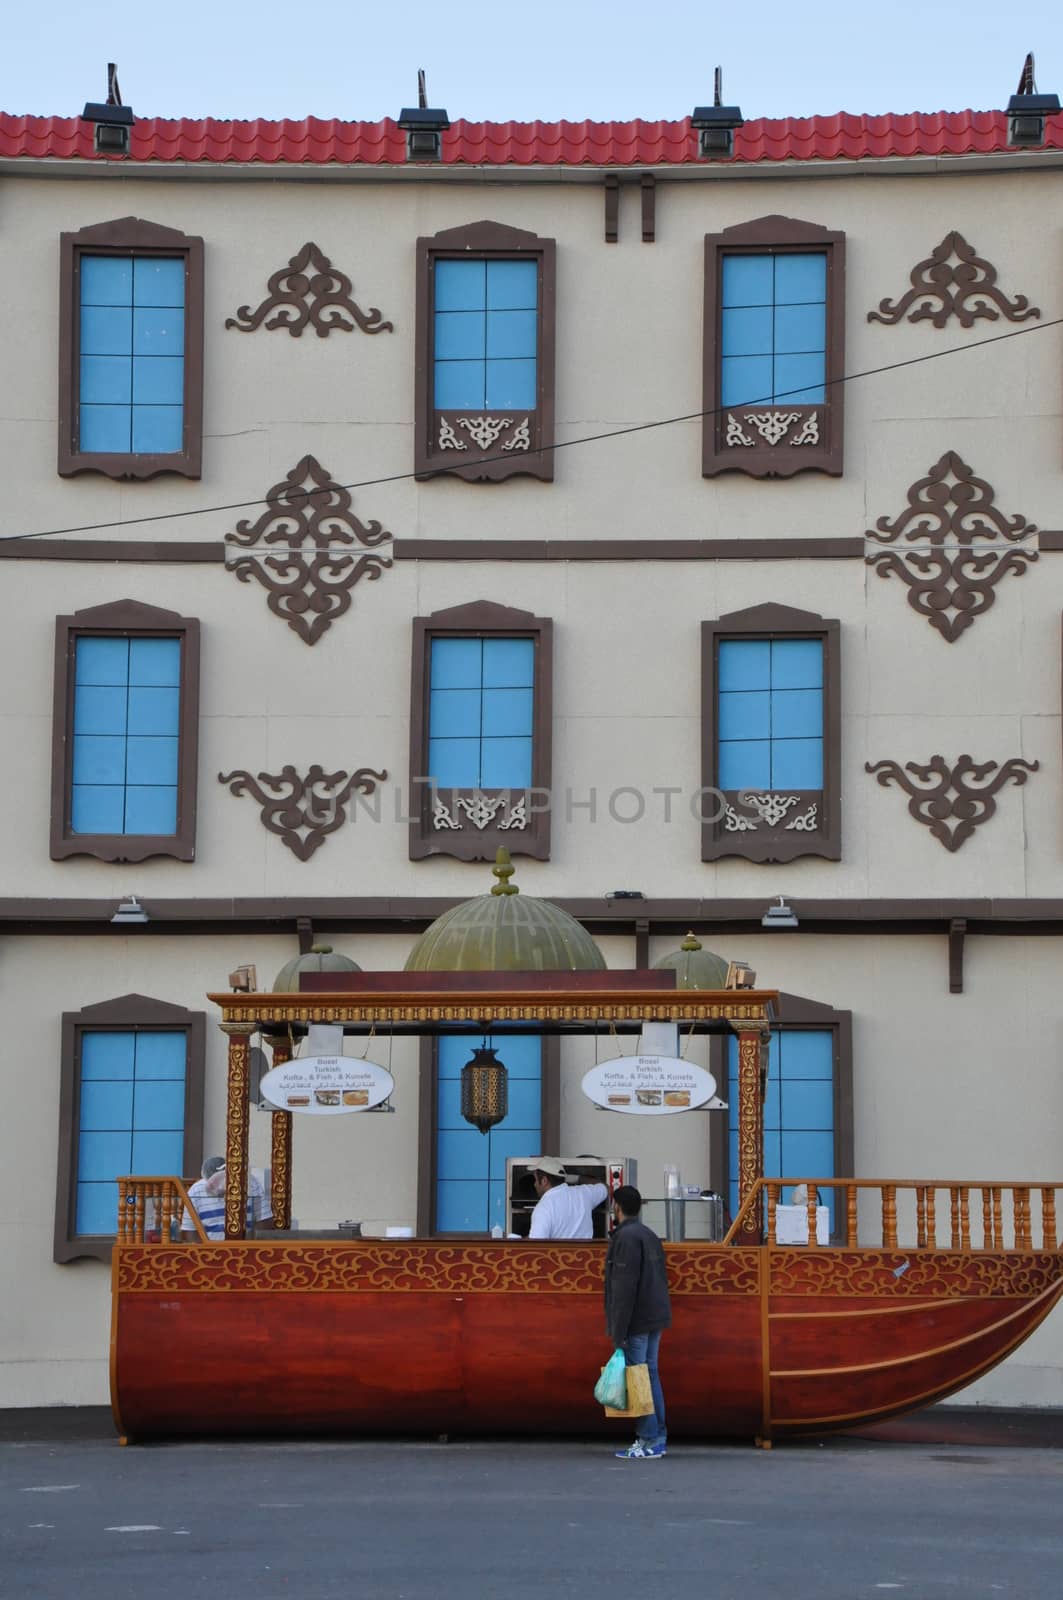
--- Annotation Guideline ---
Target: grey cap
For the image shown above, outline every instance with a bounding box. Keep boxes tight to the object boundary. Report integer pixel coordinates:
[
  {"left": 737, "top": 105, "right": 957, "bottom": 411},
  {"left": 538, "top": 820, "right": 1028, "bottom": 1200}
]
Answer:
[{"left": 202, "top": 1155, "right": 225, "bottom": 1180}]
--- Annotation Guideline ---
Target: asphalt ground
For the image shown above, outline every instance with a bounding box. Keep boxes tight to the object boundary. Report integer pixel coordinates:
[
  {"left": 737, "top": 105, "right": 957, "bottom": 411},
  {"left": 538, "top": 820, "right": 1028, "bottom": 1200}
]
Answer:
[{"left": 1, "top": 1409, "right": 1061, "bottom": 1600}]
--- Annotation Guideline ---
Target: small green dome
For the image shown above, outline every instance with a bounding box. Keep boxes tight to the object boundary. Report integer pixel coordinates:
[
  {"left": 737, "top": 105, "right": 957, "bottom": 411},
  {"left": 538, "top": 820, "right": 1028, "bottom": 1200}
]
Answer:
[
  {"left": 654, "top": 931, "right": 729, "bottom": 990},
  {"left": 272, "top": 943, "right": 362, "bottom": 992},
  {"left": 405, "top": 850, "right": 606, "bottom": 974}
]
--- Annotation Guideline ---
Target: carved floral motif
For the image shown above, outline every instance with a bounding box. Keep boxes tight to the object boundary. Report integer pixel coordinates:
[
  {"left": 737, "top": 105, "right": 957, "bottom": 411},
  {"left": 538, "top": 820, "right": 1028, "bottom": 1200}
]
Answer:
[
  {"left": 867, "top": 232, "right": 1040, "bottom": 329},
  {"left": 225, "top": 455, "right": 393, "bottom": 645},
  {"left": 438, "top": 418, "right": 467, "bottom": 451},
  {"left": 451, "top": 415, "right": 530, "bottom": 452},
  {"left": 218, "top": 764, "right": 388, "bottom": 860},
  {"left": 864, "top": 754, "right": 1038, "bottom": 852},
  {"left": 865, "top": 451, "right": 1037, "bottom": 643},
  {"left": 790, "top": 413, "right": 820, "bottom": 446},
  {"left": 225, "top": 242, "right": 394, "bottom": 338},
  {"left": 769, "top": 1250, "right": 1063, "bottom": 1300},
  {"left": 725, "top": 414, "right": 755, "bottom": 447},
  {"left": 432, "top": 792, "right": 527, "bottom": 832},
  {"left": 725, "top": 409, "right": 819, "bottom": 448}
]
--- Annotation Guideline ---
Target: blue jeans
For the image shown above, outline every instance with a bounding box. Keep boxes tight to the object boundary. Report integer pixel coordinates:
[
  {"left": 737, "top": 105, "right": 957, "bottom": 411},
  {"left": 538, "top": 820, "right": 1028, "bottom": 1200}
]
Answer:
[{"left": 623, "top": 1330, "right": 666, "bottom": 1445}]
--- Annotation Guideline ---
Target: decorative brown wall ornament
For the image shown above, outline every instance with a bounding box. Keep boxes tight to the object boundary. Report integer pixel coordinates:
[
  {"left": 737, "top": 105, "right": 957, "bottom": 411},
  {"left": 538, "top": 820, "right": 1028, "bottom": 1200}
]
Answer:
[
  {"left": 867, "top": 232, "right": 1041, "bottom": 329},
  {"left": 864, "top": 755, "right": 1038, "bottom": 852},
  {"left": 865, "top": 452, "right": 1037, "bottom": 643},
  {"left": 217, "top": 764, "right": 388, "bottom": 861},
  {"left": 225, "top": 455, "right": 393, "bottom": 644},
  {"left": 224, "top": 243, "right": 394, "bottom": 338}
]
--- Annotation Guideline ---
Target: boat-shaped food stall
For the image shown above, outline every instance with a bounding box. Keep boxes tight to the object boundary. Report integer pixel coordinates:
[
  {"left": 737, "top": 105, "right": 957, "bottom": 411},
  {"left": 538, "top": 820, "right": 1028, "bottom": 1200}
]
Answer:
[{"left": 109, "top": 855, "right": 1063, "bottom": 1445}]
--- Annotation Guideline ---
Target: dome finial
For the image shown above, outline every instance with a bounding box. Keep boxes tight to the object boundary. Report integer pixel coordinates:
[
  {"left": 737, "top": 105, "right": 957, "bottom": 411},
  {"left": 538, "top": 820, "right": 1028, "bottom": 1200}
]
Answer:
[
  {"left": 490, "top": 846, "right": 519, "bottom": 896},
  {"left": 681, "top": 931, "right": 702, "bottom": 951}
]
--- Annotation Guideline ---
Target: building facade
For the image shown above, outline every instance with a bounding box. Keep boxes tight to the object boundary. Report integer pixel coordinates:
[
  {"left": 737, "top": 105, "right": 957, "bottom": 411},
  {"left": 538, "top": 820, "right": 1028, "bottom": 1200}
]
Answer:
[{"left": 1, "top": 100, "right": 1062, "bottom": 1409}]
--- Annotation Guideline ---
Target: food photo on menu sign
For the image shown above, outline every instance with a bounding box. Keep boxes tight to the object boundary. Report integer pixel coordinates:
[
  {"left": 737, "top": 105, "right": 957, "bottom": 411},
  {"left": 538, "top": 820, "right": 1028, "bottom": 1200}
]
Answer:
[
  {"left": 258, "top": 1054, "right": 395, "bottom": 1115},
  {"left": 580, "top": 1055, "right": 717, "bottom": 1115}
]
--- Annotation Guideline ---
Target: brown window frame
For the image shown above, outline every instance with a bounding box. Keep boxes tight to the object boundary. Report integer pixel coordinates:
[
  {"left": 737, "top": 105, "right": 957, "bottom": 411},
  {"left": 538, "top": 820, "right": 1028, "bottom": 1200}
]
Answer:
[
  {"left": 58, "top": 216, "right": 205, "bottom": 480},
  {"left": 408, "top": 600, "right": 553, "bottom": 861},
  {"left": 703, "top": 215, "right": 845, "bottom": 479},
  {"left": 50, "top": 599, "right": 201, "bottom": 864},
  {"left": 709, "top": 993, "right": 854, "bottom": 1242},
  {"left": 54, "top": 994, "right": 206, "bottom": 1264},
  {"left": 701, "top": 602, "right": 841, "bottom": 863},
  {"left": 414, "top": 220, "right": 556, "bottom": 483}
]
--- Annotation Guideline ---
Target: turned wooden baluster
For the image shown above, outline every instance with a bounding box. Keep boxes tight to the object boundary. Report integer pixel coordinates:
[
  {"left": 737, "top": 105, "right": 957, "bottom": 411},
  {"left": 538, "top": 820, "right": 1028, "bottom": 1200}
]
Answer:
[
  {"left": 981, "top": 1187, "right": 992, "bottom": 1251},
  {"left": 926, "top": 1187, "right": 937, "bottom": 1248},
  {"left": 160, "top": 1183, "right": 173, "bottom": 1246},
  {"left": 116, "top": 1179, "right": 129, "bottom": 1243},
  {"left": 916, "top": 1187, "right": 927, "bottom": 1249},
  {"left": 992, "top": 1186, "right": 1003, "bottom": 1249},
  {"left": 882, "top": 1184, "right": 898, "bottom": 1248},
  {"left": 806, "top": 1183, "right": 820, "bottom": 1247},
  {"left": 1015, "top": 1187, "right": 1032, "bottom": 1249},
  {"left": 766, "top": 1183, "right": 779, "bottom": 1244},
  {"left": 846, "top": 1184, "right": 858, "bottom": 1247},
  {"left": 949, "top": 1187, "right": 960, "bottom": 1249},
  {"left": 1042, "top": 1188, "right": 1058, "bottom": 1252},
  {"left": 958, "top": 1186, "right": 971, "bottom": 1249}
]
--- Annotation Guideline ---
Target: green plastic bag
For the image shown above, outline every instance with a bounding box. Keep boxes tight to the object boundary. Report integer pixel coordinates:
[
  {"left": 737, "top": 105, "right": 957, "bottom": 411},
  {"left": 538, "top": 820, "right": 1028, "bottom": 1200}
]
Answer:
[{"left": 594, "top": 1348, "right": 627, "bottom": 1409}]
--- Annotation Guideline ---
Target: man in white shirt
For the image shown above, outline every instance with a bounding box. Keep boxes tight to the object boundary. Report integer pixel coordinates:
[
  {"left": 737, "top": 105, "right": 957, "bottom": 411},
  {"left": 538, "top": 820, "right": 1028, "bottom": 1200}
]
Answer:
[{"left": 527, "top": 1157, "right": 608, "bottom": 1240}]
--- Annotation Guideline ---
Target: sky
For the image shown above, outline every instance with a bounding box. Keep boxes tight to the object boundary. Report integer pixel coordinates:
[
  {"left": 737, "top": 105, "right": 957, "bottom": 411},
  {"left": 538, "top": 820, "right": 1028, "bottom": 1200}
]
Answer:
[{"left": 3, "top": 0, "right": 1062, "bottom": 124}]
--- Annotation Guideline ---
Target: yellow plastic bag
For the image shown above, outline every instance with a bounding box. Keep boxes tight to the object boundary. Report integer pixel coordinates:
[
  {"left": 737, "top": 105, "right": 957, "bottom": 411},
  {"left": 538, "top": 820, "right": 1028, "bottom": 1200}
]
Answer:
[{"left": 604, "top": 1361, "right": 655, "bottom": 1418}]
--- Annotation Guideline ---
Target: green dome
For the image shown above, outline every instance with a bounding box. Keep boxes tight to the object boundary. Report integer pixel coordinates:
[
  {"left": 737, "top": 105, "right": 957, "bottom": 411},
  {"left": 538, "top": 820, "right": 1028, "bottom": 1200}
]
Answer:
[
  {"left": 654, "top": 931, "right": 729, "bottom": 990},
  {"left": 405, "top": 850, "right": 606, "bottom": 974},
  {"left": 272, "top": 943, "right": 362, "bottom": 992}
]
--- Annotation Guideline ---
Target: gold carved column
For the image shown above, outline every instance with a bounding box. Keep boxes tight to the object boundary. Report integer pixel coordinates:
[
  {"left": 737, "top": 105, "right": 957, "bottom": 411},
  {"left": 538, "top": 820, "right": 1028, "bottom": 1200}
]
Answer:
[
  {"left": 269, "top": 1035, "right": 294, "bottom": 1230},
  {"left": 221, "top": 1022, "right": 255, "bottom": 1240},
  {"left": 734, "top": 1027, "right": 771, "bottom": 1245}
]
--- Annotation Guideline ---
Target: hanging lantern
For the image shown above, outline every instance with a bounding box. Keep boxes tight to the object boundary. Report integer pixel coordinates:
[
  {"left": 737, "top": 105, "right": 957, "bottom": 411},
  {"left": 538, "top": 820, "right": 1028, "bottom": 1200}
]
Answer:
[{"left": 461, "top": 1046, "right": 508, "bottom": 1135}]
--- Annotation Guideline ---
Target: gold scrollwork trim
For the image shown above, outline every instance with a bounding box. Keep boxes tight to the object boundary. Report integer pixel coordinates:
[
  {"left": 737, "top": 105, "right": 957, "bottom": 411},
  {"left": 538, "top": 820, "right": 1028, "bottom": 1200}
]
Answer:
[{"left": 208, "top": 992, "right": 776, "bottom": 1029}]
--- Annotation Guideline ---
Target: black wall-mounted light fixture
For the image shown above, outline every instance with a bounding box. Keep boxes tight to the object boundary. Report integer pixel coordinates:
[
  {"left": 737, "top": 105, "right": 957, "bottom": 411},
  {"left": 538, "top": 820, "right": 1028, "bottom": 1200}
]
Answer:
[
  {"left": 82, "top": 62, "right": 134, "bottom": 156},
  {"left": 461, "top": 1045, "right": 508, "bottom": 1134},
  {"left": 692, "top": 66, "right": 744, "bottom": 160},
  {"left": 1007, "top": 53, "right": 1060, "bottom": 147},
  {"left": 399, "top": 68, "right": 450, "bottom": 161}
]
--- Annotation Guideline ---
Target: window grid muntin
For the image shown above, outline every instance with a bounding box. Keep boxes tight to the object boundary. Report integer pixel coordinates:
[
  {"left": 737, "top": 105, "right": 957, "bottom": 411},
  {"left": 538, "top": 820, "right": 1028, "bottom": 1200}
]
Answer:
[
  {"left": 428, "top": 636, "right": 535, "bottom": 789},
  {"left": 728, "top": 1028, "right": 835, "bottom": 1231},
  {"left": 720, "top": 251, "right": 827, "bottom": 408},
  {"left": 75, "top": 1028, "right": 187, "bottom": 1235},
  {"left": 717, "top": 637, "right": 824, "bottom": 791},
  {"left": 435, "top": 1033, "right": 542, "bottom": 1233},
  {"left": 432, "top": 258, "right": 539, "bottom": 413},
  {"left": 71, "top": 634, "right": 181, "bottom": 836},
  {"left": 78, "top": 254, "right": 186, "bottom": 455}
]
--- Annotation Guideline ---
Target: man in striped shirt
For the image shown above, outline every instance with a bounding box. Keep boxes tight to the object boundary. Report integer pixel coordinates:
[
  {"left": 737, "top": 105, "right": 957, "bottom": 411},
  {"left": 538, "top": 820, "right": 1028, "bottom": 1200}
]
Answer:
[{"left": 182, "top": 1154, "right": 272, "bottom": 1239}]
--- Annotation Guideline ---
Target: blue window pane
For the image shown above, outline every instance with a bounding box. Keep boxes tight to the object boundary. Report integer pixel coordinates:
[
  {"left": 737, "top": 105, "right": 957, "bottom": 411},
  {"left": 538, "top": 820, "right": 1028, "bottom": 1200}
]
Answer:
[
  {"left": 434, "top": 311, "right": 486, "bottom": 360},
  {"left": 438, "top": 1036, "right": 473, "bottom": 1078},
  {"left": 719, "top": 640, "right": 770, "bottom": 692},
  {"left": 771, "top": 689, "right": 823, "bottom": 739},
  {"left": 133, "top": 306, "right": 185, "bottom": 356},
  {"left": 434, "top": 361, "right": 485, "bottom": 410},
  {"left": 81, "top": 256, "right": 132, "bottom": 306},
  {"left": 74, "top": 686, "right": 127, "bottom": 736},
  {"left": 80, "top": 1080, "right": 134, "bottom": 1130},
  {"left": 502, "top": 1078, "right": 544, "bottom": 1129},
  {"left": 722, "top": 255, "right": 773, "bottom": 307},
  {"left": 78, "top": 1130, "right": 132, "bottom": 1182},
  {"left": 133, "top": 257, "right": 185, "bottom": 307},
  {"left": 486, "top": 260, "right": 538, "bottom": 310},
  {"left": 489, "top": 1129, "right": 542, "bottom": 1182},
  {"left": 437, "top": 1079, "right": 469, "bottom": 1130},
  {"left": 771, "top": 739, "right": 823, "bottom": 789},
  {"left": 773, "top": 353, "right": 825, "bottom": 405},
  {"left": 126, "top": 736, "right": 179, "bottom": 786},
  {"left": 718, "top": 740, "right": 771, "bottom": 790},
  {"left": 780, "top": 1031, "right": 833, "bottom": 1078},
  {"left": 481, "top": 737, "right": 532, "bottom": 788},
  {"left": 482, "top": 638, "right": 534, "bottom": 687},
  {"left": 431, "top": 639, "right": 482, "bottom": 689},
  {"left": 482, "top": 687, "right": 533, "bottom": 738},
  {"left": 430, "top": 688, "right": 481, "bottom": 738},
  {"left": 71, "top": 786, "right": 125, "bottom": 833},
  {"left": 780, "top": 1131, "right": 834, "bottom": 1179},
  {"left": 428, "top": 738, "right": 480, "bottom": 788},
  {"left": 135, "top": 1032, "right": 186, "bottom": 1080},
  {"left": 781, "top": 1079, "right": 834, "bottom": 1130},
  {"left": 131, "top": 1130, "right": 185, "bottom": 1173},
  {"left": 133, "top": 356, "right": 184, "bottom": 405},
  {"left": 76, "top": 637, "right": 128, "bottom": 686},
  {"left": 80, "top": 405, "right": 132, "bottom": 453},
  {"left": 774, "top": 303, "right": 826, "bottom": 355},
  {"left": 721, "top": 307, "right": 772, "bottom": 357},
  {"left": 131, "top": 406, "right": 183, "bottom": 453},
  {"left": 73, "top": 735, "right": 126, "bottom": 784},
  {"left": 762, "top": 1131, "right": 782, "bottom": 1176},
  {"left": 761, "top": 1074, "right": 781, "bottom": 1132},
  {"left": 718, "top": 689, "right": 770, "bottom": 742},
  {"left": 76, "top": 1182, "right": 121, "bottom": 1235},
  {"left": 127, "top": 686, "right": 179, "bottom": 735},
  {"left": 721, "top": 355, "right": 772, "bottom": 407},
  {"left": 436, "top": 1180, "right": 488, "bottom": 1233},
  {"left": 437, "top": 1129, "right": 490, "bottom": 1181},
  {"left": 80, "top": 356, "right": 132, "bottom": 405},
  {"left": 774, "top": 253, "right": 826, "bottom": 305},
  {"left": 82, "top": 1032, "right": 136, "bottom": 1080},
  {"left": 488, "top": 1182, "right": 510, "bottom": 1231},
  {"left": 80, "top": 306, "right": 132, "bottom": 355},
  {"left": 129, "top": 638, "right": 181, "bottom": 687},
  {"left": 435, "top": 260, "right": 486, "bottom": 312},
  {"left": 496, "top": 1035, "right": 541, "bottom": 1075},
  {"left": 123, "top": 787, "right": 178, "bottom": 834},
  {"left": 486, "top": 309, "right": 537, "bottom": 359},
  {"left": 485, "top": 358, "right": 536, "bottom": 410},
  {"left": 771, "top": 639, "right": 822, "bottom": 689},
  {"left": 133, "top": 1079, "right": 186, "bottom": 1130}
]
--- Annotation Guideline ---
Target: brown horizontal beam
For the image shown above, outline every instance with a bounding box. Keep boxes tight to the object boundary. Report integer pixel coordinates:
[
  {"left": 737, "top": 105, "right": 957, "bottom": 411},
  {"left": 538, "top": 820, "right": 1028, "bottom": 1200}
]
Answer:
[
  {"left": 0, "top": 540, "right": 225, "bottom": 562},
  {"left": 393, "top": 538, "right": 867, "bottom": 561}
]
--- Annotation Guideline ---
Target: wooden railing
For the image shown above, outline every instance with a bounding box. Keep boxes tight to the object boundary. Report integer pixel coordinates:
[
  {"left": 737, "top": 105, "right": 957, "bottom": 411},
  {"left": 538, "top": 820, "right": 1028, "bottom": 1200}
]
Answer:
[
  {"left": 724, "top": 1179, "right": 1063, "bottom": 1251},
  {"left": 115, "top": 1176, "right": 207, "bottom": 1244}
]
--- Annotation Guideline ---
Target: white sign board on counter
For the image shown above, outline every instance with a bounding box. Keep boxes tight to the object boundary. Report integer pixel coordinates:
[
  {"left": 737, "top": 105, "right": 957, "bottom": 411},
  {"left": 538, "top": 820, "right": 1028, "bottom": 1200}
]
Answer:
[
  {"left": 581, "top": 1055, "right": 718, "bottom": 1115},
  {"left": 259, "top": 1055, "right": 394, "bottom": 1115}
]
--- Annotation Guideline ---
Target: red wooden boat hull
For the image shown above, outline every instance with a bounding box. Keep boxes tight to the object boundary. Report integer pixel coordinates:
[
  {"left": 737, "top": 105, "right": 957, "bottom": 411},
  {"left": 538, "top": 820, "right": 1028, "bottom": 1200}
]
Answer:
[{"left": 110, "top": 1241, "right": 1063, "bottom": 1442}]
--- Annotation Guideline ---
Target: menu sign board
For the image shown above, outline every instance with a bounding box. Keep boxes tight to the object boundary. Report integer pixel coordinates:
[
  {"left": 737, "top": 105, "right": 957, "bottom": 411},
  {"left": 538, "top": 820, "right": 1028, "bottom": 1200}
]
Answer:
[
  {"left": 581, "top": 1056, "right": 717, "bottom": 1116},
  {"left": 259, "top": 1055, "right": 394, "bottom": 1115}
]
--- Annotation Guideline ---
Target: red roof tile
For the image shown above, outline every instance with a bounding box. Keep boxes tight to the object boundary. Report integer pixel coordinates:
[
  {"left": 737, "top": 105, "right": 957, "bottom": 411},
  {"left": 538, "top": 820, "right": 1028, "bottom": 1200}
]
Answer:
[{"left": 1, "top": 110, "right": 1060, "bottom": 167}]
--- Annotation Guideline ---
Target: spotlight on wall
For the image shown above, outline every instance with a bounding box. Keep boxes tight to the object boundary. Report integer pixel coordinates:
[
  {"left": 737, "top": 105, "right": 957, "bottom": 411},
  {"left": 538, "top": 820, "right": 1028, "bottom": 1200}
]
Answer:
[
  {"left": 1006, "top": 52, "right": 1060, "bottom": 146},
  {"left": 761, "top": 895, "right": 799, "bottom": 930},
  {"left": 110, "top": 895, "right": 149, "bottom": 925},
  {"left": 691, "top": 66, "right": 744, "bottom": 159},
  {"left": 229, "top": 964, "right": 258, "bottom": 992},
  {"left": 82, "top": 62, "right": 134, "bottom": 156},
  {"left": 724, "top": 960, "right": 756, "bottom": 990}
]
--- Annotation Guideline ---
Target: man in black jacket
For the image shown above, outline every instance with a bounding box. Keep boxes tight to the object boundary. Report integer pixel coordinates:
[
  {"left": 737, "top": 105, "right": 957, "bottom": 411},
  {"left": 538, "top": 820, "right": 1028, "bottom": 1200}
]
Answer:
[{"left": 604, "top": 1185, "right": 671, "bottom": 1459}]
